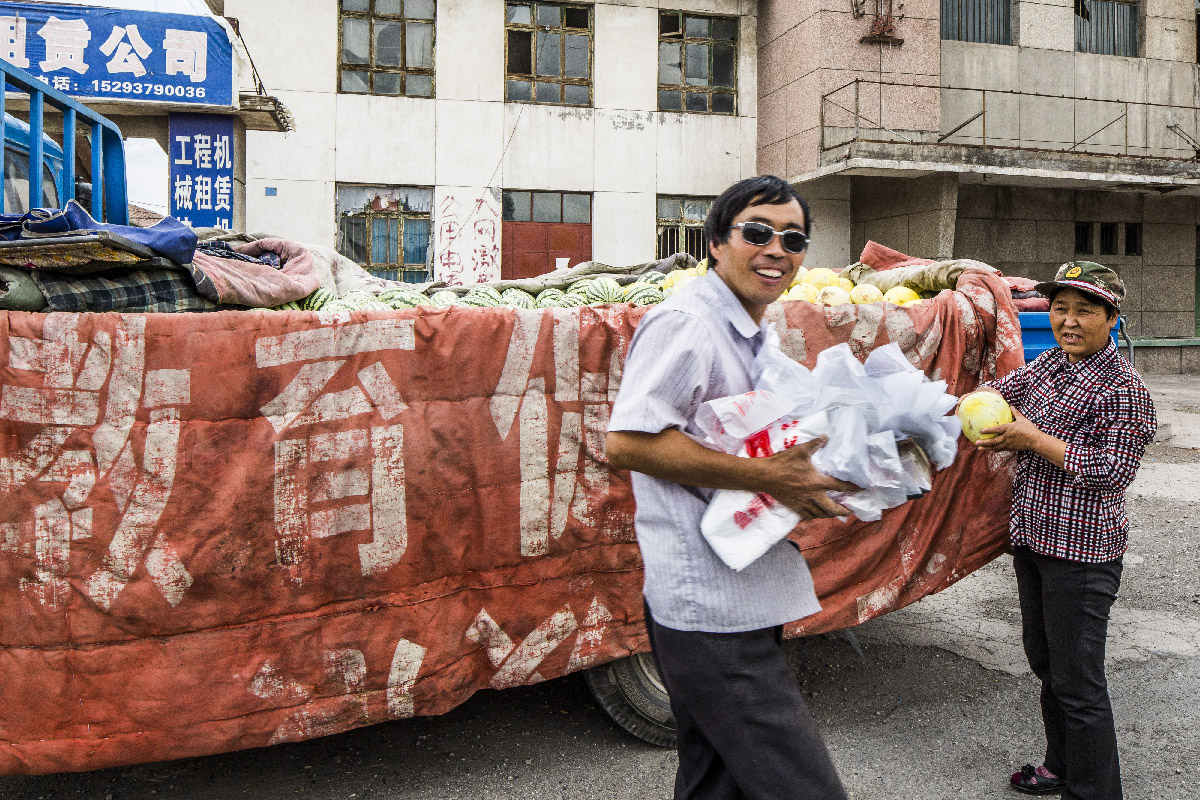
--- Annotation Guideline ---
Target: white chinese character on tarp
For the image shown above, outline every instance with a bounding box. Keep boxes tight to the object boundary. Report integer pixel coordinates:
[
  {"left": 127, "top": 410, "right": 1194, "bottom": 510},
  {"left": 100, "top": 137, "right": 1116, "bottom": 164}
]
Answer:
[
  {"left": 214, "top": 175, "right": 232, "bottom": 211},
  {"left": 256, "top": 320, "right": 415, "bottom": 586},
  {"left": 194, "top": 175, "right": 212, "bottom": 210},
  {"left": 51, "top": 76, "right": 72, "bottom": 92},
  {"left": 38, "top": 17, "right": 91, "bottom": 75},
  {"left": 163, "top": 29, "right": 207, "bottom": 83},
  {"left": 174, "top": 174, "right": 193, "bottom": 210},
  {"left": 1, "top": 16, "right": 30, "bottom": 68},
  {"left": 173, "top": 135, "right": 193, "bottom": 166},
  {"left": 99, "top": 24, "right": 152, "bottom": 78},
  {"left": 0, "top": 316, "right": 193, "bottom": 611},
  {"left": 193, "top": 134, "right": 212, "bottom": 169},
  {"left": 465, "top": 598, "right": 612, "bottom": 688},
  {"left": 213, "top": 135, "right": 233, "bottom": 169}
]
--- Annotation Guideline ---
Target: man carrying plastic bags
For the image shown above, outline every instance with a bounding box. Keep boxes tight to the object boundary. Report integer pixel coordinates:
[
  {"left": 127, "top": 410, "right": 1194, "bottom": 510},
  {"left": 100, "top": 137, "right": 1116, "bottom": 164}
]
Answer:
[{"left": 606, "top": 176, "right": 857, "bottom": 800}]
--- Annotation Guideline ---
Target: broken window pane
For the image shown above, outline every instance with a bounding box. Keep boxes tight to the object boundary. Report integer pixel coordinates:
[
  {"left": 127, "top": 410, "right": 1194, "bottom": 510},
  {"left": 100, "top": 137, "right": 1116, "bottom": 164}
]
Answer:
[
  {"left": 564, "top": 7, "right": 589, "bottom": 28},
  {"left": 343, "top": 17, "right": 370, "bottom": 64},
  {"left": 374, "top": 20, "right": 403, "bottom": 66},
  {"left": 504, "top": 191, "right": 532, "bottom": 221},
  {"left": 406, "top": 21, "right": 433, "bottom": 68},
  {"left": 564, "top": 83, "right": 589, "bottom": 104},
  {"left": 532, "top": 192, "right": 562, "bottom": 223},
  {"left": 713, "top": 18, "right": 737, "bottom": 40},
  {"left": 658, "top": 197, "right": 681, "bottom": 220},
  {"left": 712, "top": 92, "right": 735, "bottom": 114},
  {"left": 507, "top": 4, "right": 532, "bottom": 24},
  {"left": 686, "top": 43, "right": 710, "bottom": 85},
  {"left": 405, "top": 73, "right": 432, "bottom": 96},
  {"left": 341, "top": 215, "right": 368, "bottom": 263},
  {"left": 713, "top": 43, "right": 735, "bottom": 87},
  {"left": 686, "top": 92, "right": 708, "bottom": 112},
  {"left": 659, "top": 42, "right": 682, "bottom": 84},
  {"left": 405, "top": 0, "right": 435, "bottom": 19},
  {"left": 685, "top": 16, "right": 709, "bottom": 37},
  {"left": 508, "top": 30, "right": 533, "bottom": 73},
  {"left": 535, "top": 81, "right": 562, "bottom": 102},
  {"left": 563, "top": 193, "right": 590, "bottom": 223},
  {"left": 374, "top": 72, "right": 402, "bottom": 94},
  {"left": 682, "top": 199, "right": 710, "bottom": 221},
  {"left": 565, "top": 34, "right": 588, "bottom": 77},
  {"left": 660, "top": 12, "right": 681, "bottom": 36},
  {"left": 376, "top": 0, "right": 402, "bottom": 14},
  {"left": 536, "top": 31, "right": 562, "bottom": 75},
  {"left": 507, "top": 79, "right": 532, "bottom": 101},
  {"left": 658, "top": 90, "right": 682, "bottom": 110},
  {"left": 342, "top": 0, "right": 369, "bottom": 11},
  {"left": 342, "top": 69, "right": 370, "bottom": 93},
  {"left": 537, "top": 4, "right": 561, "bottom": 27}
]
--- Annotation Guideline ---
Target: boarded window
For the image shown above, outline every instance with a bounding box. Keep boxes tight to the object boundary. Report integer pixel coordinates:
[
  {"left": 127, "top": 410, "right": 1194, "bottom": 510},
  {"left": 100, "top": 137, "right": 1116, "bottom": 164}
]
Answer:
[
  {"left": 338, "top": 0, "right": 435, "bottom": 97},
  {"left": 505, "top": 3, "right": 592, "bottom": 105},
  {"left": 1075, "top": 1, "right": 1138, "bottom": 56},
  {"left": 940, "top": 0, "right": 1012, "bottom": 44},
  {"left": 336, "top": 185, "right": 433, "bottom": 282},
  {"left": 656, "top": 195, "right": 714, "bottom": 261},
  {"left": 658, "top": 11, "right": 737, "bottom": 115}
]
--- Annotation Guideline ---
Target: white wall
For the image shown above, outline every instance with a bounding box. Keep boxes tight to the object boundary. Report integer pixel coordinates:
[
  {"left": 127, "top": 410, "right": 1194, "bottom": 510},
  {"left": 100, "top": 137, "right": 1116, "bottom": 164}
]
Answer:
[{"left": 229, "top": 0, "right": 759, "bottom": 275}]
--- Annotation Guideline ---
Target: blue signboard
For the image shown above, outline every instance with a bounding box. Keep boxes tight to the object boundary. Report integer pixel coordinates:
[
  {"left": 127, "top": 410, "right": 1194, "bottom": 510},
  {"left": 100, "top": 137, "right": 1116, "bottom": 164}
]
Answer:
[
  {"left": 0, "top": 3, "right": 233, "bottom": 107},
  {"left": 169, "top": 112, "right": 234, "bottom": 229}
]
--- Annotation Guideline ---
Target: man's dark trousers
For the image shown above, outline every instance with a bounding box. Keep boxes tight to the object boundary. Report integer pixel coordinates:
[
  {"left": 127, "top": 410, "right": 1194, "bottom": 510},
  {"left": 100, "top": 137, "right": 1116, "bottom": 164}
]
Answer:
[
  {"left": 1014, "top": 546, "right": 1124, "bottom": 800},
  {"left": 645, "top": 604, "right": 847, "bottom": 800}
]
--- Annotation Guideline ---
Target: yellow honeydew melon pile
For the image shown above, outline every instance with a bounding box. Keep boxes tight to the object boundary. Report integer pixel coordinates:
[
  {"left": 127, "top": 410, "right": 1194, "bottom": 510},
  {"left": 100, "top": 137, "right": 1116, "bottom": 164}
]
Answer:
[{"left": 782, "top": 266, "right": 926, "bottom": 308}]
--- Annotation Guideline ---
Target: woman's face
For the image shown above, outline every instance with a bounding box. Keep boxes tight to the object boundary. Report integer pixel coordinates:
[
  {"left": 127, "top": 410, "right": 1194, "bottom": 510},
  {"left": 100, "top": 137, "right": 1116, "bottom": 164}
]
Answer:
[{"left": 1049, "top": 287, "right": 1119, "bottom": 363}]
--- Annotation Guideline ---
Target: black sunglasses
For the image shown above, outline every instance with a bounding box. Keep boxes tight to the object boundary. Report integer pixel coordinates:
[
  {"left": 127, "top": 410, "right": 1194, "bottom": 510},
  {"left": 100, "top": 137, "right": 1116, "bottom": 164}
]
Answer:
[{"left": 732, "top": 222, "right": 809, "bottom": 254}]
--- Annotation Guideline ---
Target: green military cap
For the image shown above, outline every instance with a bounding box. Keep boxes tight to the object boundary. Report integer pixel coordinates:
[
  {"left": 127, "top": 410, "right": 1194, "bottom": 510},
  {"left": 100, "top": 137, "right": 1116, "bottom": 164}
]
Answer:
[{"left": 1035, "top": 261, "right": 1125, "bottom": 310}]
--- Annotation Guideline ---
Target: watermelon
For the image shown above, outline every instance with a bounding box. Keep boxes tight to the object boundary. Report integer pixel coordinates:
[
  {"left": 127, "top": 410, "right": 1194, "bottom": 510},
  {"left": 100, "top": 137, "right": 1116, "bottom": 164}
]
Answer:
[
  {"left": 269, "top": 300, "right": 302, "bottom": 311},
  {"left": 585, "top": 276, "right": 624, "bottom": 304},
  {"left": 640, "top": 270, "right": 668, "bottom": 285},
  {"left": 624, "top": 285, "right": 664, "bottom": 306},
  {"left": 461, "top": 285, "right": 503, "bottom": 307},
  {"left": 429, "top": 290, "right": 460, "bottom": 306},
  {"left": 380, "top": 290, "right": 427, "bottom": 310},
  {"left": 301, "top": 288, "right": 335, "bottom": 310},
  {"left": 500, "top": 288, "right": 537, "bottom": 309},
  {"left": 535, "top": 288, "right": 564, "bottom": 307},
  {"left": 555, "top": 292, "right": 587, "bottom": 308},
  {"left": 566, "top": 278, "right": 592, "bottom": 296}
]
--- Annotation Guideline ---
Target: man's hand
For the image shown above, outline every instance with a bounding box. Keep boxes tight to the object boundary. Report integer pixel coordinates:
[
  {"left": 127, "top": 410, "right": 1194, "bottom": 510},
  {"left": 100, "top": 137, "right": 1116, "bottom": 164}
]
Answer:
[
  {"left": 758, "top": 437, "right": 858, "bottom": 519},
  {"left": 973, "top": 408, "right": 1068, "bottom": 469}
]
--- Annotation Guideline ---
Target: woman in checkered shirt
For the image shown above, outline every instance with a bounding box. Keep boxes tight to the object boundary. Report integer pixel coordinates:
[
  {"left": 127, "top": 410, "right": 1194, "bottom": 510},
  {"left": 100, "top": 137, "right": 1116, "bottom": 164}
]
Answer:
[{"left": 971, "top": 262, "right": 1156, "bottom": 800}]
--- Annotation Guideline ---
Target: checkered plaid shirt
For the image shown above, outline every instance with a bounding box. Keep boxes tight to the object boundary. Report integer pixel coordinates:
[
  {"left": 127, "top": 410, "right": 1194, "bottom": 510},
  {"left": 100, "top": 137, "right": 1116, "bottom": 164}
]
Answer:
[{"left": 986, "top": 340, "right": 1156, "bottom": 563}]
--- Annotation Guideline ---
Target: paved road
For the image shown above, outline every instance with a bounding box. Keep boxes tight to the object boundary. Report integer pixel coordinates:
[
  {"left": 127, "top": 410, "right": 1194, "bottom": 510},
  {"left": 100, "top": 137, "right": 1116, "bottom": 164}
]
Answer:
[{"left": 3, "top": 378, "right": 1197, "bottom": 800}]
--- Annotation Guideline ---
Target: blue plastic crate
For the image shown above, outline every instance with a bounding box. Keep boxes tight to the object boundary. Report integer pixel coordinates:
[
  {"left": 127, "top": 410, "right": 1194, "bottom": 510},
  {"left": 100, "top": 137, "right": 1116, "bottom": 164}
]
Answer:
[{"left": 1018, "top": 312, "right": 1121, "bottom": 363}]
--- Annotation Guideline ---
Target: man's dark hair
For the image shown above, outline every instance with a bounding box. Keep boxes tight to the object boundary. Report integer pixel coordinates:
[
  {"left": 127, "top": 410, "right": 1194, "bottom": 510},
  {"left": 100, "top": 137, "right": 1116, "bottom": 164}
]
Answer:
[{"left": 704, "top": 175, "right": 812, "bottom": 267}]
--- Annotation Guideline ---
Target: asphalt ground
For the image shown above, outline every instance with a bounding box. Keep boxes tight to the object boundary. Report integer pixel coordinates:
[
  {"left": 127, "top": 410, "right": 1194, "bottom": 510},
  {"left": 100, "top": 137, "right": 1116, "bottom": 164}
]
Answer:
[{"left": 2, "top": 375, "right": 1197, "bottom": 800}]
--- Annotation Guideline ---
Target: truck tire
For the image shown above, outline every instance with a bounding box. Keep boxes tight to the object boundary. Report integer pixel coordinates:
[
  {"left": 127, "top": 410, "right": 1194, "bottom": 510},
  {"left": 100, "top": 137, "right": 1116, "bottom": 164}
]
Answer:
[{"left": 584, "top": 652, "right": 676, "bottom": 747}]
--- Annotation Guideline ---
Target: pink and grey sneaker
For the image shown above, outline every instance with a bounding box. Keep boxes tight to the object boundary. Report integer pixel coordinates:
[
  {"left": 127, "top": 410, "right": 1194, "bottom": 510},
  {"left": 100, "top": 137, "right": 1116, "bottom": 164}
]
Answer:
[{"left": 1010, "top": 764, "right": 1065, "bottom": 795}]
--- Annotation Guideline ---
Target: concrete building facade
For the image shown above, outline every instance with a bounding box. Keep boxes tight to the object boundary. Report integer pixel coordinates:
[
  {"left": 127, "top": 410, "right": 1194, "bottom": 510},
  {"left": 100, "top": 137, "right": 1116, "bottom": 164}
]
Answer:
[
  {"left": 226, "top": 0, "right": 759, "bottom": 286},
  {"left": 759, "top": 0, "right": 1200, "bottom": 367}
]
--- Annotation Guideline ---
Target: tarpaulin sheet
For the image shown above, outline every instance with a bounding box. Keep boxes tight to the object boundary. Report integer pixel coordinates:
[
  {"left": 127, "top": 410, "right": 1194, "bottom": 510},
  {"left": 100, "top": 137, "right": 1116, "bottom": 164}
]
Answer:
[{"left": 0, "top": 267, "right": 1022, "bottom": 775}]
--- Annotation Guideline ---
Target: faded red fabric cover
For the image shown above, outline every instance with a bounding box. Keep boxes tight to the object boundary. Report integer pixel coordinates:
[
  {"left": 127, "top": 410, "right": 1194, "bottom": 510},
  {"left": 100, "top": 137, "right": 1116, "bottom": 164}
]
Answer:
[
  {"left": 0, "top": 271, "right": 1021, "bottom": 775},
  {"left": 190, "top": 238, "right": 321, "bottom": 307},
  {"left": 858, "top": 240, "right": 936, "bottom": 270}
]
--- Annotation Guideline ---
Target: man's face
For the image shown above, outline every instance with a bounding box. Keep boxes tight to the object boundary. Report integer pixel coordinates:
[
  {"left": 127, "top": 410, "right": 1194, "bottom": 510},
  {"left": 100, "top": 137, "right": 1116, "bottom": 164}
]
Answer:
[
  {"left": 709, "top": 198, "right": 807, "bottom": 322},
  {"left": 1049, "top": 287, "right": 1118, "bottom": 363}
]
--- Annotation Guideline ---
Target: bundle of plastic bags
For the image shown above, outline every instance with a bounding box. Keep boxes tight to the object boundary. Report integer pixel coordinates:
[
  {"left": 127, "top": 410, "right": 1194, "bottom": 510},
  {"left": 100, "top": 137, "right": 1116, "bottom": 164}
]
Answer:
[{"left": 696, "top": 334, "right": 960, "bottom": 571}]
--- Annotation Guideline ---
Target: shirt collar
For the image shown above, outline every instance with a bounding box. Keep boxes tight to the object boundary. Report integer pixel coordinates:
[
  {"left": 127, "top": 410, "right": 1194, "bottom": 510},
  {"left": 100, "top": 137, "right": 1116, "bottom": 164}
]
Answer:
[
  {"left": 1051, "top": 338, "right": 1117, "bottom": 380},
  {"left": 702, "top": 270, "right": 768, "bottom": 339}
]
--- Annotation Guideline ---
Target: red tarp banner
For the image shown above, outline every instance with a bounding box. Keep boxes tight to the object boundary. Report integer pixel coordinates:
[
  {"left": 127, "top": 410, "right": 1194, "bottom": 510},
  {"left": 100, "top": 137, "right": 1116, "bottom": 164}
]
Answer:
[{"left": 0, "top": 268, "right": 1022, "bottom": 774}]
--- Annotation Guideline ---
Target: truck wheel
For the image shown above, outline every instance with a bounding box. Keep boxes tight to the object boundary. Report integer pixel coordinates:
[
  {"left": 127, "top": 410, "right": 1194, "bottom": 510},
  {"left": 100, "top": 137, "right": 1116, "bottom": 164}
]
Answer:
[{"left": 584, "top": 652, "right": 676, "bottom": 747}]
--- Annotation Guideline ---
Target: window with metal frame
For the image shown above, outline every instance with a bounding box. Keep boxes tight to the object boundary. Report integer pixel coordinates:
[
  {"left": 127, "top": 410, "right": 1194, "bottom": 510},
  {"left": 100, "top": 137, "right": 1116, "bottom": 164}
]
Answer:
[
  {"left": 1075, "top": 0, "right": 1138, "bottom": 56},
  {"left": 657, "top": 11, "right": 737, "bottom": 115},
  {"left": 502, "top": 189, "right": 592, "bottom": 223},
  {"left": 1099, "top": 221, "right": 1118, "bottom": 255},
  {"left": 505, "top": 3, "right": 593, "bottom": 106},
  {"left": 336, "top": 185, "right": 433, "bottom": 282},
  {"left": 1124, "top": 222, "right": 1142, "bottom": 256},
  {"left": 339, "top": 0, "right": 435, "bottom": 97},
  {"left": 1075, "top": 222, "right": 1093, "bottom": 254},
  {"left": 656, "top": 196, "right": 713, "bottom": 260},
  {"left": 939, "top": 0, "right": 1012, "bottom": 44}
]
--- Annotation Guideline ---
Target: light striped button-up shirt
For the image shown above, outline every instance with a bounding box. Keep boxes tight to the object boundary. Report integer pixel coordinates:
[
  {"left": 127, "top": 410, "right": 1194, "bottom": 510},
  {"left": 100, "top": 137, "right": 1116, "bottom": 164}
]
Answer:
[{"left": 609, "top": 270, "right": 821, "bottom": 633}]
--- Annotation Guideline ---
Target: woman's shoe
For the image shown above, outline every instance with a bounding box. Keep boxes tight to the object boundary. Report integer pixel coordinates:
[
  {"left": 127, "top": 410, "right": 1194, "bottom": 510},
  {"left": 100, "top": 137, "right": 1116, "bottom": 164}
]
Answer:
[{"left": 1010, "top": 764, "right": 1065, "bottom": 795}]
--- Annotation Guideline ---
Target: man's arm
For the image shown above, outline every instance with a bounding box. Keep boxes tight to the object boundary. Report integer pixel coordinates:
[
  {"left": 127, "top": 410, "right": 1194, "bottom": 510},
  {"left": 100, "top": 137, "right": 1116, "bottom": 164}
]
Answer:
[{"left": 607, "top": 429, "right": 857, "bottom": 520}]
